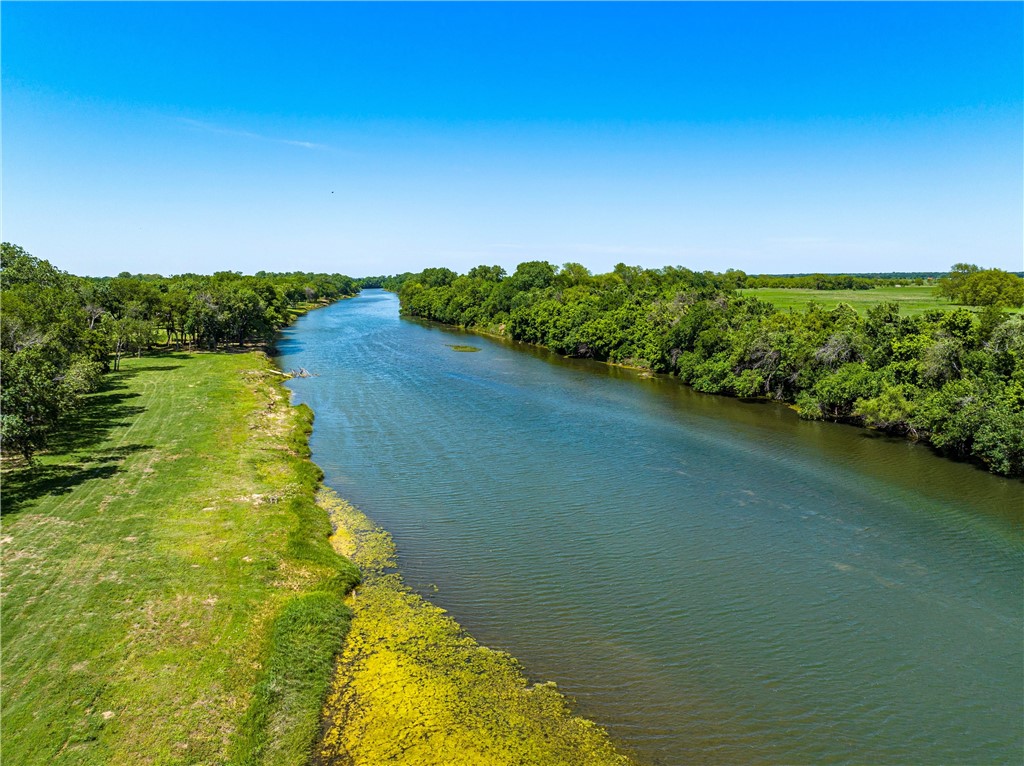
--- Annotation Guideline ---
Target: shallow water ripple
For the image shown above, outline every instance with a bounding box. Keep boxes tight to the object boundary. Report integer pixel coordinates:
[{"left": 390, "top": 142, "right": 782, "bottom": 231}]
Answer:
[{"left": 279, "top": 291, "right": 1023, "bottom": 766}]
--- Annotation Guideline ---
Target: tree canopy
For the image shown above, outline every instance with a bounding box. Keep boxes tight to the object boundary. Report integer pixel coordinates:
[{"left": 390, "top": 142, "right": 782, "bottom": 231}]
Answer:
[
  {"left": 0, "top": 242, "right": 358, "bottom": 462},
  {"left": 399, "top": 260, "right": 1024, "bottom": 477},
  {"left": 936, "top": 264, "right": 1024, "bottom": 307}
]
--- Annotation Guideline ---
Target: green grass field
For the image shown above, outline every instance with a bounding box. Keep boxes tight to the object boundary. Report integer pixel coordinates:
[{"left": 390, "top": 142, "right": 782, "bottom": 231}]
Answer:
[
  {"left": 1, "top": 351, "right": 358, "bottom": 766},
  {"left": 738, "top": 285, "right": 1019, "bottom": 316}
]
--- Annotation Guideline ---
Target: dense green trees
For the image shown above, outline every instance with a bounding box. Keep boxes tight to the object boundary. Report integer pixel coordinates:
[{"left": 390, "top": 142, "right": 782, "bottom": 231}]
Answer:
[
  {"left": 399, "top": 261, "right": 1024, "bottom": 477},
  {"left": 64, "top": 269, "right": 358, "bottom": 351},
  {"left": 936, "top": 264, "right": 1024, "bottom": 307},
  {"left": 358, "top": 274, "right": 413, "bottom": 291},
  {"left": 742, "top": 273, "right": 882, "bottom": 290},
  {"left": 1, "top": 244, "right": 104, "bottom": 461},
  {"left": 0, "top": 243, "right": 358, "bottom": 462}
]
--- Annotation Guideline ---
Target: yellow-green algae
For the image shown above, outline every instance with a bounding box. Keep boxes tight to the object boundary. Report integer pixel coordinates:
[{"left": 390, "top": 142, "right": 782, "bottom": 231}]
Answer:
[{"left": 315, "top": 489, "right": 636, "bottom": 766}]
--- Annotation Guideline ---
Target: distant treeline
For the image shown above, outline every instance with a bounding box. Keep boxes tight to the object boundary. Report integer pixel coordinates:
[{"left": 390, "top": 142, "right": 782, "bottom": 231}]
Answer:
[
  {"left": 742, "top": 269, "right": 1024, "bottom": 291},
  {"left": 398, "top": 261, "right": 1024, "bottom": 477},
  {"left": 748, "top": 272, "right": 944, "bottom": 283},
  {"left": 742, "top": 273, "right": 906, "bottom": 289},
  {"left": 379, "top": 269, "right": 1023, "bottom": 293},
  {"left": 0, "top": 242, "right": 358, "bottom": 461},
  {"left": 358, "top": 274, "right": 413, "bottom": 291}
]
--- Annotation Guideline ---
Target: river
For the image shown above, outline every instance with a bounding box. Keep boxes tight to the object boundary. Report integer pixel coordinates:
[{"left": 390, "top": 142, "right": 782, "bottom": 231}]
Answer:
[{"left": 277, "top": 289, "right": 1022, "bottom": 765}]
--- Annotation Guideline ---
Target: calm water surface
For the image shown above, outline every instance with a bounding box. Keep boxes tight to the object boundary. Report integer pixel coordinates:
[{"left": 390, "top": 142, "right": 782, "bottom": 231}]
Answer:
[{"left": 278, "top": 291, "right": 1023, "bottom": 765}]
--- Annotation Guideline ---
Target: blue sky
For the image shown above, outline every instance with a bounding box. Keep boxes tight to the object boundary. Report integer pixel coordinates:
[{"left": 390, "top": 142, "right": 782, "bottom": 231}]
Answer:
[{"left": 3, "top": 2, "right": 1021, "bottom": 277}]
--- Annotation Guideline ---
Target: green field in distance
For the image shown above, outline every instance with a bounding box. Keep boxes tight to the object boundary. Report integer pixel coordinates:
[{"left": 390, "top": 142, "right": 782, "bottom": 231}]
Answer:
[{"left": 737, "top": 285, "right": 1020, "bottom": 316}]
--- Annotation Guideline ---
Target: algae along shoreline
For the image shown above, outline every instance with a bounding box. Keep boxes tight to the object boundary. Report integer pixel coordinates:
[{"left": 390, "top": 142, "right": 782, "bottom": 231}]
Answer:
[
  {"left": 0, "top": 341, "right": 632, "bottom": 765},
  {"left": 314, "top": 488, "right": 636, "bottom": 766}
]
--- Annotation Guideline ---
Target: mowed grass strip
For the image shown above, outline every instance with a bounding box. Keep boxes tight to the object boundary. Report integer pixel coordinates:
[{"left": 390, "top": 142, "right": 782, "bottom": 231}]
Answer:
[
  {"left": 1, "top": 351, "right": 358, "bottom": 766},
  {"left": 737, "top": 285, "right": 1019, "bottom": 316}
]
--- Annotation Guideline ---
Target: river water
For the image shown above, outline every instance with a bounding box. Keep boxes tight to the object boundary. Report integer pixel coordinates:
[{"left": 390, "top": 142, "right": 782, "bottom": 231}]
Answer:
[{"left": 277, "top": 290, "right": 1022, "bottom": 765}]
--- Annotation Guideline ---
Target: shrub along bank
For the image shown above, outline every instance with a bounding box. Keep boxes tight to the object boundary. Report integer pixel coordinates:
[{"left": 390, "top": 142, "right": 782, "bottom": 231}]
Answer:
[{"left": 398, "top": 262, "right": 1024, "bottom": 477}]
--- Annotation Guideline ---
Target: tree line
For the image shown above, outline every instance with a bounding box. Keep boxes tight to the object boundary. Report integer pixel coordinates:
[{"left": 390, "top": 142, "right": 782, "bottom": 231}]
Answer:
[
  {"left": 0, "top": 242, "right": 358, "bottom": 462},
  {"left": 358, "top": 274, "right": 413, "bottom": 291},
  {"left": 737, "top": 272, "right": 893, "bottom": 290},
  {"left": 720, "top": 268, "right": 1022, "bottom": 293},
  {"left": 398, "top": 261, "right": 1024, "bottom": 477}
]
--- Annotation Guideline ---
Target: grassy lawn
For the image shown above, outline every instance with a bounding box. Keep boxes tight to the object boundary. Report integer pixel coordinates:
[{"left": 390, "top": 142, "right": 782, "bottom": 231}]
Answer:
[
  {"left": 1, "top": 351, "right": 357, "bottom": 765},
  {"left": 737, "top": 285, "right": 1019, "bottom": 316}
]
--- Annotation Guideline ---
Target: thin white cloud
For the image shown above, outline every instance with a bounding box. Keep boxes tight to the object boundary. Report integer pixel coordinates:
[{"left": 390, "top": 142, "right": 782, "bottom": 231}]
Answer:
[
  {"left": 566, "top": 243, "right": 676, "bottom": 257},
  {"left": 279, "top": 139, "right": 323, "bottom": 150},
  {"left": 178, "top": 117, "right": 328, "bottom": 151}
]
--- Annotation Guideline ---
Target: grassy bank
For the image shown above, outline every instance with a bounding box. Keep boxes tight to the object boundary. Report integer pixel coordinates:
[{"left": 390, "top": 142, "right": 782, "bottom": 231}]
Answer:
[
  {"left": 1, "top": 351, "right": 358, "bottom": 765},
  {"left": 316, "top": 490, "right": 636, "bottom": 766},
  {"left": 2, "top": 344, "right": 638, "bottom": 766}
]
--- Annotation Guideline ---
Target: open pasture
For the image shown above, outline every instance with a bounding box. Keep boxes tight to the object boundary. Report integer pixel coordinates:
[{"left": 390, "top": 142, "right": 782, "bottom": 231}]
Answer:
[{"left": 737, "top": 285, "right": 977, "bottom": 316}]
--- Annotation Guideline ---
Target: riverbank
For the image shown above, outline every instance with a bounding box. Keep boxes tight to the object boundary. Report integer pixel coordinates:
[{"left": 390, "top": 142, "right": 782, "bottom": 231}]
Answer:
[
  {"left": 1, "top": 351, "right": 358, "bottom": 765},
  {"left": 277, "top": 290, "right": 1024, "bottom": 764},
  {"left": 411, "top": 314, "right": 1024, "bottom": 479},
  {"left": 314, "top": 489, "right": 635, "bottom": 766},
  {"left": 2, "top": 339, "right": 636, "bottom": 765},
  {"left": 397, "top": 267, "right": 1024, "bottom": 478}
]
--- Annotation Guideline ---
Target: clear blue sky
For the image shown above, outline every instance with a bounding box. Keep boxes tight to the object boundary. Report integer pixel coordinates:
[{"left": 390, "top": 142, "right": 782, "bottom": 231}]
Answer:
[{"left": 3, "top": 2, "right": 1021, "bottom": 277}]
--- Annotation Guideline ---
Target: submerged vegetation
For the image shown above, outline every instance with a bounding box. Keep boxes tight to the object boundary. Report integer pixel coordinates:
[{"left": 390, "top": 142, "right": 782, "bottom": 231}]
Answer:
[
  {"left": 316, "top": 489, "right": 634, "bottom": 766},
  {"left": 398, "top": 262, "right": 1024, "bottom": 477}
]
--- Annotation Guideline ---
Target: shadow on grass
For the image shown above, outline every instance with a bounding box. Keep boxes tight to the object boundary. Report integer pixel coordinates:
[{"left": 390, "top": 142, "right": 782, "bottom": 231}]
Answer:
[
  {"left": 1, "top": 459, "right": 145, "bottom": 516},
  {"left": 114, "top": 351, "right": 190, "bottom": 375},
  {"left": 0, "top": 359, "right": 187, "bottom": 516},
  {"left": 44, "top": 389, "right": 146, "bottom": 457}
]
